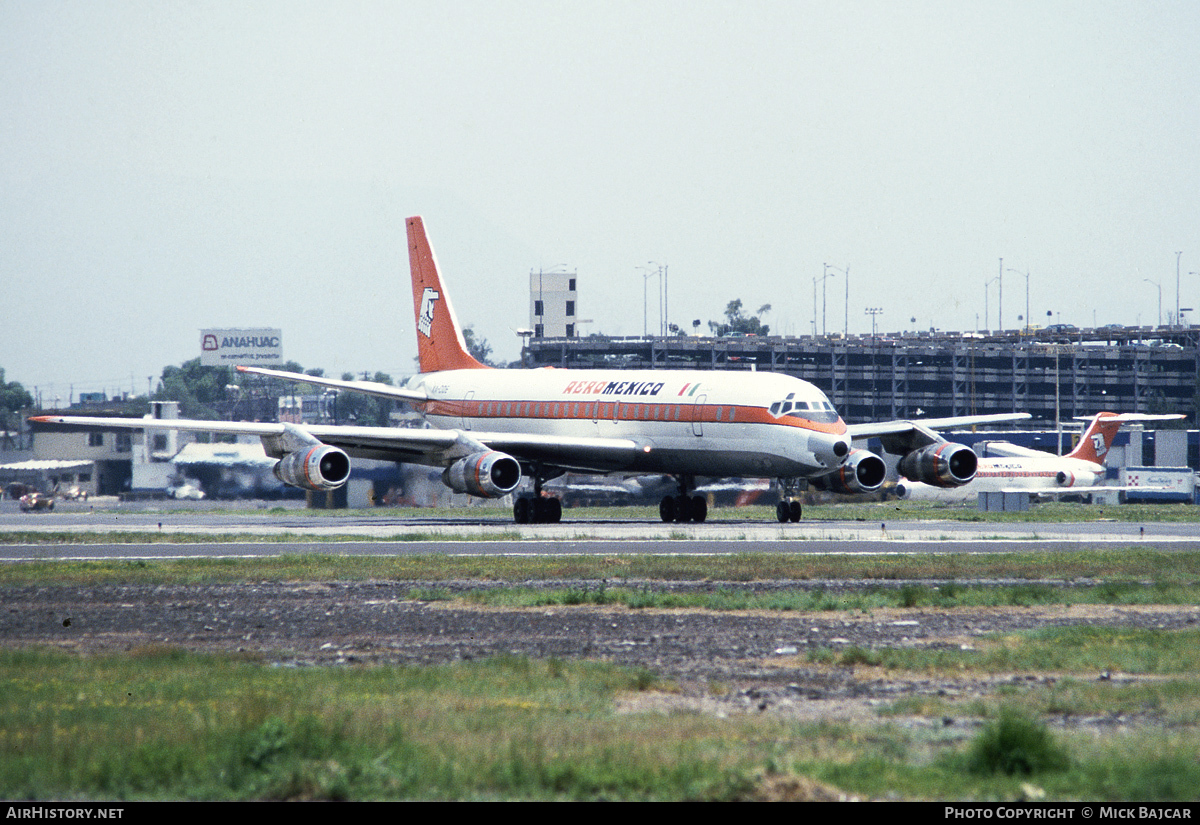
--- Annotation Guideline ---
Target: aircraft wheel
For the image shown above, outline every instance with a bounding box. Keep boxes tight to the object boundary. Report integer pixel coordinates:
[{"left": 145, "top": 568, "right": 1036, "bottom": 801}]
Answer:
[
  {"left": 674, "top": 494, "right": 692, "bottom": 523},
  {"left": 776, "top": 501, "right": 790, "bottom": 523},
  {"left": 547, "top": 497, "right": 562, "bottom": 524},
  {"left": 789, "top": 500, "right": 802, "bottom": 522},
  {"left": 531, "top": 497, "right": 547, "bottom": 523},
  {"left": 691, "top": 495, "right": 707, "bottom": 523},
  {"left": 513, "top": 497, "right": 530, "bottom": 524},
  {"left": 659, "top": 496, "right": 675, "bottom": 522}
]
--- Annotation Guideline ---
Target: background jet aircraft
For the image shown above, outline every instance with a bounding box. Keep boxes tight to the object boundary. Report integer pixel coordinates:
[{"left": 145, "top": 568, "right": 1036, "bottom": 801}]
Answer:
[
  {"left": 33, "top": 217, "right": 1029, "bottom": 523},
  {"left": 895, "top": 412, "right": 1184, "bottom": 502}
]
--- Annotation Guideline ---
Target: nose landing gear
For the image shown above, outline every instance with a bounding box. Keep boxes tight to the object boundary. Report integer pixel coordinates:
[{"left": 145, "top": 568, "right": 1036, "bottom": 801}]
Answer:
[{"left": 776, "top": 477, "right": 803, "bottom": 522}]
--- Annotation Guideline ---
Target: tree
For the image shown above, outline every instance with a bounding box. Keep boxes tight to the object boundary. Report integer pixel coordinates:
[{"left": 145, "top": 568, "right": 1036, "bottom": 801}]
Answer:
[
  {"left": 1, "top": 368, "right": 34, "bottom": 449},
  {"left": 708, "top": 300, "right": 771, "bottom": 337},
  {"left": 462, "top": 325, "right": 496, "bottom": 366},
  {"left": 156, "top": 359, "right": 233, "bottom": 420},
  {"left": 0, "top": 369, "right": 34, "bottom": 414},
  {"left": 334, "top": 372, "right": 396, "bottom": 426}
]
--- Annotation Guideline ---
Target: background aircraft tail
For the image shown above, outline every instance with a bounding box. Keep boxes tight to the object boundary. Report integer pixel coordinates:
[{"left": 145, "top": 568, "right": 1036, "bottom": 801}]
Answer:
[
  {"left": 407, "top": 216, "right": 490, "bottom": 373},
  {"left": 1066, "top": 411, "right": 1183, "bottom": 464},
  {"left": 1066, "top": 412, "right": 1121, "bottom": 464}
]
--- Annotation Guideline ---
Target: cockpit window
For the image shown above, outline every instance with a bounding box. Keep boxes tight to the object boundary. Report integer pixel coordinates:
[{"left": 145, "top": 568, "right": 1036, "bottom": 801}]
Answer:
[{"left": 768, "top": 394, "right": 839, "bottom": 423}]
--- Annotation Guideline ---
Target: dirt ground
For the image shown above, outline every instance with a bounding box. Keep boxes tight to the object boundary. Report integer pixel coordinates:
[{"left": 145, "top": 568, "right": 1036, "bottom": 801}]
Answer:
[{"left": 5, "top": 579, "right": 1199, "bottom": 733}]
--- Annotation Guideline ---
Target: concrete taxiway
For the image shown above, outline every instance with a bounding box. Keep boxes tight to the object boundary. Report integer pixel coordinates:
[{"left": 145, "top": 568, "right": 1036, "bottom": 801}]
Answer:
[{"left": 1, "top": 498, "right": 1198, "bottom": 559}]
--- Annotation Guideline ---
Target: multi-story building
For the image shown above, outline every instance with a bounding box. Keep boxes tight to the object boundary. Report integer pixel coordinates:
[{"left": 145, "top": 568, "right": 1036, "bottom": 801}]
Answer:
[{"left": 529, "top": 270, "right": 578, "bottom": 339}]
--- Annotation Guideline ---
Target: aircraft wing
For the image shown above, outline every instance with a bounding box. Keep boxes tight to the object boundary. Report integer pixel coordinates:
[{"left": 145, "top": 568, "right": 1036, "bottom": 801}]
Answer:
[
  {"left": 307, "top": 424, "right": 644, "bottom": 471},
  {"left": 236, "top": 365, "right": 429, "bottom": 404},
  {"left": 846, "top": 413, "right": 1031, "bottom": 455},
  {"left": 29, "top": 415, "right": 643, "bottom": 473},
  {"left": 975, "top": 441, "right": 1050, "bottom": 459},
  {"left": 1024, "top": 486, "right": 1170, "bottom": 498}
]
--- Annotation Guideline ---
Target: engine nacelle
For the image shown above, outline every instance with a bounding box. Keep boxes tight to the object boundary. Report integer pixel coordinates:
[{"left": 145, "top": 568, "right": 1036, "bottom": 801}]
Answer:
[
  {"left": 1056, "top": 470, "right": 1098, "bottom": 487},
  {"left": 273, "top": 445, "right": 352, "bottom": 491},
  {"left": 809, "top": 448, "right": 887, "bottom": 494},
  {"left": 442, "top": 450, "right": 522, "bottom": 498},
  {"left": 897, "top": 441, "right": 977, "bottom": 488}
]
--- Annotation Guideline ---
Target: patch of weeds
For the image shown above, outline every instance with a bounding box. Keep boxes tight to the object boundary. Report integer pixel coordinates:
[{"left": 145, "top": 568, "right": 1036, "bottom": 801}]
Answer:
[
  {"left": 839, "top": 647, "right": 882, "bottom": 667},
  {"left": 898, "top": 583, "right": 931, "bottom": 608},
  {"left": 630, "top": 668, "right": 659, "bottom": 692},
  {"left": 1007, "top": 583, "right": 1057, "bottom": 607},
  {"left": 806, "top": 648, "right": 837, "bottom": 666},
  {"left": 562, "top": 579, "right": 611, "bottom": 606},
  {"left": 960, "top": 707, "right": 1070, "bottom": 776},
  {"left": 933, "top": 582, "right": 964, "bottom": 607}
]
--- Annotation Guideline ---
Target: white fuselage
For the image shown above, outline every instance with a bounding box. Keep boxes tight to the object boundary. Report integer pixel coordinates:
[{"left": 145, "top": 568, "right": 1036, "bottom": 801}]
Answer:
[
  {"left": 408, "top": 367, "right": 851, "bottom": 479},
  {"left": 896, "top": 455, "right": 1103, "bottom": 501}
]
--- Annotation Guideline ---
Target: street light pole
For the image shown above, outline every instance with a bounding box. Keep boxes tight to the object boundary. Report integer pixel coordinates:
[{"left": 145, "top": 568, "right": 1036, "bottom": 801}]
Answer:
[
  {"left": 1144, "top": 278, "right": 1162, "bottom": 327},
  {"left": 1007, "top": 267, "right": 1029, "bottom": 332},
  {"left": 997, "top": 258, "right": 1003, "bottom": 332},
  {"left": 1176, "top": 251, "right": 1182, "bottom": 328},
  {"left": 985, "top": 275, "right": 999, "bottom": 332},
  {"left": 864, "top": 306, "right": 883, "bottom": 340},
  {"left": 637, "top": 265, "right": 659, "bottom": 337},
  {"left": 825, "top": 263, "right": 850, "bottom": 336}
]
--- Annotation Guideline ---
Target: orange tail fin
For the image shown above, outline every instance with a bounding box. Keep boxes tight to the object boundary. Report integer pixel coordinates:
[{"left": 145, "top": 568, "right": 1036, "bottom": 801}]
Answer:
[
  {"left": 1066, "top": 412, "right": 1121, "bottom": 463},
  {"left": 407, "top": 216, "right": 489, "bottom": 373}
]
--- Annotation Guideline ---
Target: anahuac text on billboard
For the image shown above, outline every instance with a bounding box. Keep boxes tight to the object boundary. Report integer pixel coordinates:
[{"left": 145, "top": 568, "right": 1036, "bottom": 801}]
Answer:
[{"left": 200, "top": 328, "right": 283, "bottom": 367}]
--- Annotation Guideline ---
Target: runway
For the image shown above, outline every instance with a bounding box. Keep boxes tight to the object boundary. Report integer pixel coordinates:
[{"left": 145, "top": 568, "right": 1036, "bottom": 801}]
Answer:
[{"left": 2, "top": 498, "right": 1198, "bottom": 560}]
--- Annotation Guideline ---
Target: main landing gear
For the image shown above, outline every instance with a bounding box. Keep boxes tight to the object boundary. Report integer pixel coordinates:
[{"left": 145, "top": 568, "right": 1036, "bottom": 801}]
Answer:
[
  {"left": 512, "top": 466, "right": 563, "bottom": 524},
  {"left": 513, "top": 494, "right": 561, "bottom": 524},
  {"left": 659, "top": 476, "right": 707, "bottom": 523},
  {"left": 776, "top": 477, "right": 803, "bottom": 523}
]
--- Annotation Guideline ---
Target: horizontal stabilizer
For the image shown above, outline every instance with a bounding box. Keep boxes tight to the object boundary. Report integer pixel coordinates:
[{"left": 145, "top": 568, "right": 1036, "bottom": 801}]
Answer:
[{"left": 236, "top": 366, "right": 428, "bottom": 403}]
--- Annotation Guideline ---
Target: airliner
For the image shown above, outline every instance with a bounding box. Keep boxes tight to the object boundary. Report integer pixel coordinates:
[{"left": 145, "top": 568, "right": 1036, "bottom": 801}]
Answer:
[
  {"left": 33, "top": 216, "right": 1030, "bottom": 524},
  {"left": 895, "top": 412, "right": 1184, "bottom": 502}
]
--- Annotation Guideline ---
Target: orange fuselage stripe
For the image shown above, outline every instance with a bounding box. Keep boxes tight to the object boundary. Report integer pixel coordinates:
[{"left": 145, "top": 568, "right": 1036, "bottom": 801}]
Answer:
[{"left": 419, "top": 397, "right": 847, "bottom": 436}]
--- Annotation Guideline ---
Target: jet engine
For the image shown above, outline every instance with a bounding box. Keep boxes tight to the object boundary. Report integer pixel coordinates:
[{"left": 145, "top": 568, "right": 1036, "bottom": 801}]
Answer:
[
  {"left": 442, "top": 450, "right": 522, "bottom": 498},
  {"left": 1056, "top": 470, "right": 1098, "bottom": 487},
  {"left": 809, "top": 449, "right": 887, "bottom": 494},
  {"left": 273, "top": 445, "right": 352, "bottom": 491},
  {"left": 897, "top": 442, "right": 977, "bottom": 488}
]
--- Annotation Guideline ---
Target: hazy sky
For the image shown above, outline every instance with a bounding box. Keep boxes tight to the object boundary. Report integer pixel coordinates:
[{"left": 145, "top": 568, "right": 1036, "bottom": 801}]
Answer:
[{"left": 2, "top": 0, "right": 1197, "bottom": 402}]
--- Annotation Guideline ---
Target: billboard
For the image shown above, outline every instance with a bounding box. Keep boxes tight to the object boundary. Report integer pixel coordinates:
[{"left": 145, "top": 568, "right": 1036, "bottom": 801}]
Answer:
[{"left": 200, "top": 329, "right": 283, "bottom": 367}]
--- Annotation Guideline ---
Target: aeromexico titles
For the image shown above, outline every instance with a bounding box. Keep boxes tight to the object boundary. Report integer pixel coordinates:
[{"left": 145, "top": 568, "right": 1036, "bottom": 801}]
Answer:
[{"left": 32, "top": 216, "right": 1030, "bottom": 523}]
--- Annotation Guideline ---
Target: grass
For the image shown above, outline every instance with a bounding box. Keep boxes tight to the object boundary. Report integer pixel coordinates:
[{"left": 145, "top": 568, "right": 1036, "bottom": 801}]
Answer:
[
  {"left": 0, "top": 649, "right": 753, "bottom": 801},
  {"left": 805, "top": 625, "right": 1200, "bottom": 676},
  {"left": 3, "top": 640, "right": 1198, "bottom": 801},
  {"left": 2, "top": 546, "right": 1200, "bottom": 587},
  {"left": 2, "top": 530, "right": 1199, "bottom": 800},
  {"left": 461, "top": 578, "right": 1200, "bottom": 612}
]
